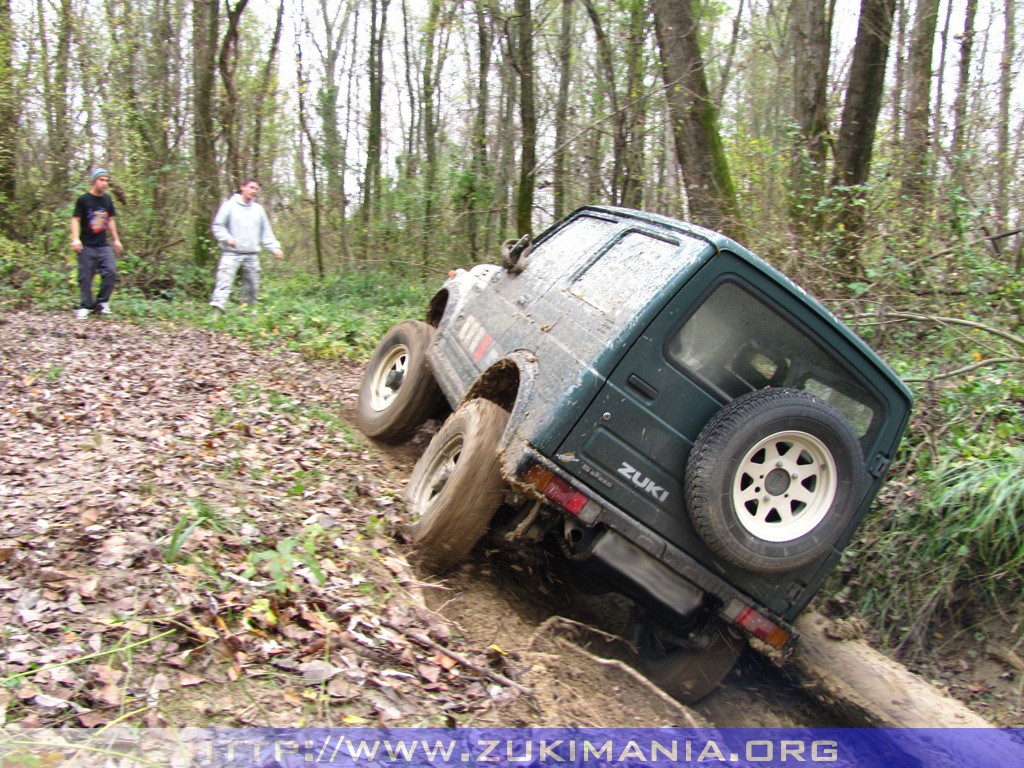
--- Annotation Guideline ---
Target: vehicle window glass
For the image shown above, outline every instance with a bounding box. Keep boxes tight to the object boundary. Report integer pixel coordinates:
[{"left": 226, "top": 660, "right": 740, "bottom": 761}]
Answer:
[
  {"left": 568, "top": 231, "right": 701, "bottom": 315},
  {"left": 524, "top": 215, "right": 620, "bottom": 275},
  {"left": 667, "top": 281, "right": 881, "bottom": 440}
]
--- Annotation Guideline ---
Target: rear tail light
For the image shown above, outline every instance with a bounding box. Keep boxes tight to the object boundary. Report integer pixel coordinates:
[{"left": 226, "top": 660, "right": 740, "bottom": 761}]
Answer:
[
  {"left": 721, "top": 599, "right": 793, "bottom": 649},
  {"left": 523, "top": 464, "right": 589, "bottom": 515}
]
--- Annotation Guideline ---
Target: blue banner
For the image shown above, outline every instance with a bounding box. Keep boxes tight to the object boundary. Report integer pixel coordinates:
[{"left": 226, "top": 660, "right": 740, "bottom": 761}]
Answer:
[{"left": 2, "top": 728, "right": 1022, "bottom": 767}]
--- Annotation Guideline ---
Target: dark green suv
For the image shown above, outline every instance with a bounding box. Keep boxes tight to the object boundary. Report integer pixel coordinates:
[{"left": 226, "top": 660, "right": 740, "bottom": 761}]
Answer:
[{"left": 357, "top": 207, "right": 913, "bottom": 702}]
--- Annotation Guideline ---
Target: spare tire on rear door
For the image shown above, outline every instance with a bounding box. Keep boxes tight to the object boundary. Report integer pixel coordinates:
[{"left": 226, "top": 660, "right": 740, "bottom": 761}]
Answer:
[{"left": 685, "top": 388, "right": 865, "bottom": 574}]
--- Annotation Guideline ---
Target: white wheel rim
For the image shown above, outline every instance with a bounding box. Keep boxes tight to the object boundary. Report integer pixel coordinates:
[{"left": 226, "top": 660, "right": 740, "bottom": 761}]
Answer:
[
  {"left": 730, "top": 430, "right": 837, "bottom": 542},
  {"left": 369, "top": 344, "right": 410, "bottom": 411},
  {"left": 409, "top": 433, "right": 463, "bottom": 521}
]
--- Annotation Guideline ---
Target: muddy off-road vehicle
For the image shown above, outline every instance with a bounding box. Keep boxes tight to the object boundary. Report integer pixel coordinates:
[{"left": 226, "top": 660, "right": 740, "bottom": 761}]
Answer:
[{"left": 357, "top": 206, "right": 913, "bottom": 702}]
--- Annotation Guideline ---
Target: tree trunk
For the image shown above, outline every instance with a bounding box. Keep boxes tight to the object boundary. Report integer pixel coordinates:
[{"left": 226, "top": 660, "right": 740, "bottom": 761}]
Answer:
[
  {"left": 789, "top": 0, "right": 833, "bottom": 232},
  {"left": 714, "top": 0, "right": 746, "bottom": 105},
  {"left": 251, "top": 1, "right": 284, "bottom": 182},
  {"left": 931, "top": 0, "right": 953, "bottom": 152},
  {"left": 890, "top": 0, "right": 907, "bottom": 146},
  {"left": 0, "top": 0, "right": 16, "bottom": 224},
  {"left": 363, "top": 0, "right": 390, "bottom": 235},
  {"left": 44, "top": 0, "right": 72, "bottom": 195},
  {"left": 582, "top": 0, "right": 625, "bottom": 205},
  {"left": 949, "top": 0, "right": 977, "bottom": 192},
  {"left": 470, "top": 0, "right": 495, "bottom": 258},
  {"left": 513, "top": 0, "right": 536, "bottom": 237},
  {"left": 296, "top": 31, "right": 324, "bottom": 280},
  {"left": 495, "top": 48, "right": 515, "bottom": 240},
  {"left": 552, "top": 0, "right": 573, "bottom": 220},
  {"left": 996, "top": 0, "right": 1015, "bottom": 226},
  {"left": 309, "top": 0, "right": 352, "bottom": 237},
  {"left": 831, "top": 0, "right": 895, "bottom": 276},
  {"left": 192, "top": 0, "right": 220, "bottom": 267},
  {"left": 651, "top": 0, "right": 737, "bottom": 233},
  {"left": 900, "top": 0, "right": 940, "bottom": 215},
  {"left": 622, "top": 0, "right": 647, "bottom": 209},
  {"left": 422, "top": 0, "right": 442, "bottom": 268},
  {"left": 218, "top": 0, "right": 249, "bottom": 185}
]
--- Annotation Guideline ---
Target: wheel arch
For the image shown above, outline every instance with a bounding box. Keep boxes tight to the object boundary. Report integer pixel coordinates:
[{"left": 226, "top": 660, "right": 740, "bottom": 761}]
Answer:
[
  {"left": 426, "top": 289, "right": 449, "bottom": 327},
  {"left": 461, "top": 352, "right": 538, "bottom": 446}
]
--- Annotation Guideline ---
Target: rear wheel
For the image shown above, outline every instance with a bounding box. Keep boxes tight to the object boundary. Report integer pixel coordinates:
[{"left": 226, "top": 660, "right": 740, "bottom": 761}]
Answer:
[
  {"left": 631, "top": 610, "right": 744, "bottom": 704},
  {"left": 357, "top": 321, "right": 444, "bottom": 442},
  {"left": 405, "top": 399, "right": 509, "bottom": 571}
]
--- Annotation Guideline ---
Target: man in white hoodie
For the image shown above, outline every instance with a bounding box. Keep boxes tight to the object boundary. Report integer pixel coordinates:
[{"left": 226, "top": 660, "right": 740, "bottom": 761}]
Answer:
[{"left": 209, "top": 179, "right": 284, "bottom": 312}]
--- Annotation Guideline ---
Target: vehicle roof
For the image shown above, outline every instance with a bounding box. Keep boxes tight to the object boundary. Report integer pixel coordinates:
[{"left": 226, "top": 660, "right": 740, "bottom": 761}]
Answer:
[{"left": 572, "top": 205, "right": 914, "bottom": 408}]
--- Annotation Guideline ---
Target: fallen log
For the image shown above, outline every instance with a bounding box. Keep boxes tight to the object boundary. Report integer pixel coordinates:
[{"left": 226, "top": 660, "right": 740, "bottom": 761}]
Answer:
[{"left": 789, "top": 611, "right": 991, "bottom": 728}]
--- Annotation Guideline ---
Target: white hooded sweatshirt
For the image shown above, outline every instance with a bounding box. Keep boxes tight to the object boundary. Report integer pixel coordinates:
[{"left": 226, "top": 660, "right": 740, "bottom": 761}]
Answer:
[{"left": 211, "top": 193, "right": 281, "bottom": 255}]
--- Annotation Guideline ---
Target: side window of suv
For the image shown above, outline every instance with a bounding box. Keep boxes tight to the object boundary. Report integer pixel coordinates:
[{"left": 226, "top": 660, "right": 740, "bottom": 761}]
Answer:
[
  {"left": 523, "top": 215, "right": 620, "bottom": 275},
  {"left": 667, "top": 281, "right": 881, "bottom": 443},
  {"left": 567, "top": 230, "right": 704, "bottom": 315}
]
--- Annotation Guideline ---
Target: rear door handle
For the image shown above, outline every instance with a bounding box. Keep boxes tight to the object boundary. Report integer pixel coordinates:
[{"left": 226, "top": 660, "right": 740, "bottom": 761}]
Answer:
[{"left": 627, "top": 374, "right": 658, "bottom": 400}]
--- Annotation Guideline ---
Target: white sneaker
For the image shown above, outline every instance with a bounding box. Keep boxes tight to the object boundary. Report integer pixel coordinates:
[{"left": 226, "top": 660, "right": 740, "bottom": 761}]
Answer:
[
  {"left": 97, "top": 303, "right": 112, "bottom": 315},
  {"left": 76, "top": 308, "right": 90, "bottom": 320}
]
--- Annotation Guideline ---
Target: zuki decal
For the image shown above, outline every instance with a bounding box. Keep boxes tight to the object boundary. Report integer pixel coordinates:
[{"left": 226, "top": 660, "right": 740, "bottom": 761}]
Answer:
[{"left": 617, "top": 461, "right": 669, "bottom": 503}]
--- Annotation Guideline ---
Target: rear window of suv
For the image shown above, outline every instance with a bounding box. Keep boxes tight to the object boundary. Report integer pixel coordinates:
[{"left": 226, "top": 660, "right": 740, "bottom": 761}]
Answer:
[{"left": 667, "top": 281, "right": 882, "bottom": 442}]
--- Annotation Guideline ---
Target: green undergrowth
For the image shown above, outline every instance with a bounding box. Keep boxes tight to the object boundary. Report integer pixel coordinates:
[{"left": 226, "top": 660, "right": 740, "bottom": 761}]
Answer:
[
  {"left": 4, "top": 264, "right": 438, "bottom": 362},
  {"left": 840, "top": 365, "right": 1024, "bottom": 650}
]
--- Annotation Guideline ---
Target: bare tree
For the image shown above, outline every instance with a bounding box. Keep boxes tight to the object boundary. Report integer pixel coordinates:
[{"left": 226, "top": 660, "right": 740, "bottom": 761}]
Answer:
[
  {"left": 469, "top": 0, "right": 496, "bottom": 256},
  {"left": 36, "top": 0, "right": 73, "bottom": 196},
  {"left": 251, "top": 1, "right": 284, "bottom": 181},
  {"left": 552, "top": 0, "right": 573, "bottom": 220},
  {"left": 949, "top": 0, "right": 978, "bottom": 192},
  {"left": 789, "top": 0, "right": 833, "bottom": 232},
  {"left": 362, "top": 0, "right": 390, "bottom": 231},
  {"left": 996, "top": 0, "right": 1015, "bottom": 226},
  {"left": 581, "top": 0, "right": 627, "bottom": 205},
  {"left": 0, "top": 0, "right": 16, "bottom": 224},
  {"left": 218, "top": 0, "right": 250, "bottom": 184},
  {"left": 421, "top": 0, "right": 456, "bottom": 264},
  {"left": 192, "top": 0, "right": 220, "bottom": 266},
  {"left": 295, "top": 25, "right": 324, "bottom": 279},
  {"left": 900, "top": 0, "right": 940, "bottom": 214},
  {"left": 652, "top": 0, "right": 737, "bottom": 232},
  {"left": 307, "top": 0, "right": 353, "bottom": 238},
  {"left": 511, "top": 0, "right": 536, "bottom": 237},
  {"left": 831, "top": 0, "right": 896, "bottom": 273}
]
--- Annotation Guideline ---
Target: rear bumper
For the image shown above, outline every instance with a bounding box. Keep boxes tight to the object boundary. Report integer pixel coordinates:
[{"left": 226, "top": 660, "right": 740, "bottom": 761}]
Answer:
[{"left": 510, "top": 444, "right": 796, "bottom": 643}]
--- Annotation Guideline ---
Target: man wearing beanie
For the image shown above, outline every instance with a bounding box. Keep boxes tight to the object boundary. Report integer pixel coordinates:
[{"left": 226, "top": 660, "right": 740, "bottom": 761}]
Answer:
[
  {"left": 71, "top": 168, "right": 123, "bottom": 319},
  {"left": 209, "top": 178, "right": 283, "bottom": 313}
]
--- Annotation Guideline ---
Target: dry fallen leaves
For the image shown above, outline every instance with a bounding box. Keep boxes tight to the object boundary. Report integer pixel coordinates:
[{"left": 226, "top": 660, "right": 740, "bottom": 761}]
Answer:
[{"left": 0, "top": 312, "right": 524, "bottom": 728}]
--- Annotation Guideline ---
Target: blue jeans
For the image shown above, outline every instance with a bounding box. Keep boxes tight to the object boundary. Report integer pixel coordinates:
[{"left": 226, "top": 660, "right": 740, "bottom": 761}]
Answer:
[{"left": 77, "top": 245, "right": 117, "bottom": 309}]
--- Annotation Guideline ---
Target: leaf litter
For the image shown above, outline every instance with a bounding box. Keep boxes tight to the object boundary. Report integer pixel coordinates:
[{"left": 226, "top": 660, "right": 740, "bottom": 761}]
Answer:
[
  {"left": 0, "top": 311, "right": 554, "bottom": 728},
  {"left": 0, "top": 310, "right": 718, "bottom": 732}
]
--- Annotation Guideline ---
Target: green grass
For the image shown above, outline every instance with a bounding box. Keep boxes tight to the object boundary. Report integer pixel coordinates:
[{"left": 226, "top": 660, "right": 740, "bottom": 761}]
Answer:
[{"left": 5, "top": 263, "right": 438, "bottom": 363}]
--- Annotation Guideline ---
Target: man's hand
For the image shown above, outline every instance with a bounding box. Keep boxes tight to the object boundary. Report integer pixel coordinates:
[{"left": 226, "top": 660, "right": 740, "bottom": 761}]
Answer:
[
  {"left": 113, "top": 239, "right": 124, "bottom": 256},
  {"left": 228, "top": 238, "right": 237, "bottom": 248},
  {"left": 71, "top": 238, "right": 83, "bottom": 254},
  {"left": 273, "top": 250, "right": 283, "bottom": 260}
]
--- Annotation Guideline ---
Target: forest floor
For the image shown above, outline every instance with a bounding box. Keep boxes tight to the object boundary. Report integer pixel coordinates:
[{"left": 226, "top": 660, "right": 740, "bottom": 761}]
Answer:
[{"left": 1, "top": 311, "right": 1021, "bottom": 729}]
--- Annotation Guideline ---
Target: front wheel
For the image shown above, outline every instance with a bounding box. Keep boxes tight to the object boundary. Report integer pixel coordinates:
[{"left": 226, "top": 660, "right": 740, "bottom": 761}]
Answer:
[
  {"left": 404, "top": 399, "right": 509, "bottom": 571},
  {"left": 631, "top": 610, "right": 744, "bottom": 704},
  {"left": 357, "top": 320, "right": 444, "bottom": 442}
]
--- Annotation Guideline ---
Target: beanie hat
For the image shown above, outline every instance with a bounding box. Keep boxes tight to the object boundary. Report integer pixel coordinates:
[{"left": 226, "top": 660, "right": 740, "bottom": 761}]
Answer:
[{"left": 91, "top": 168, "right": 109, "bottom": 181}]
